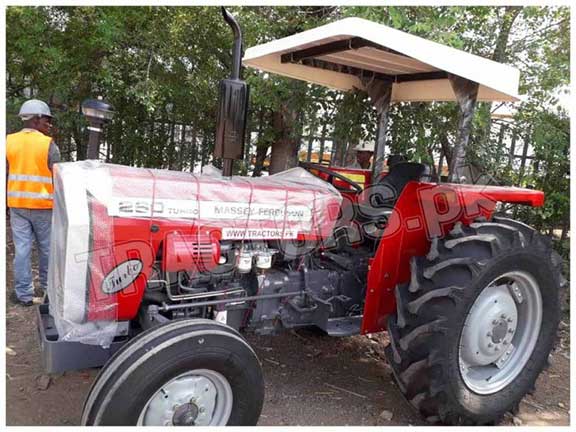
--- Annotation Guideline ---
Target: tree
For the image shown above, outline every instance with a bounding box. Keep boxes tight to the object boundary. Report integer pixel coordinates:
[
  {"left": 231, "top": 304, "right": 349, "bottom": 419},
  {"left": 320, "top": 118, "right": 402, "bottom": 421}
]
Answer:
[
  {"left": 241, "top": 6, "right": 337, "bottom": 174},
  {"left": 6, "top": 5, "right": 568, "bottom": 204}
]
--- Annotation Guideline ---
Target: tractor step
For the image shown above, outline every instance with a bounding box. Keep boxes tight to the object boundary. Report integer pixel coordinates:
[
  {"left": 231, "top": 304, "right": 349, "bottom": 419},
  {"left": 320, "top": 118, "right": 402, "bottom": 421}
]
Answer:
[{"left": 325, "top": 316, "right": 362, "bottom": 337}]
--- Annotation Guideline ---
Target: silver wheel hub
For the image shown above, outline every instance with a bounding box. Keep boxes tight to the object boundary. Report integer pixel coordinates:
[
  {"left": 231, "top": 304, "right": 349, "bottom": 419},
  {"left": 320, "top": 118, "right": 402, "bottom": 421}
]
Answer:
[
  {"left": 460, "top": 284, "right": 518, "bottom": 366},
  {"left": 172, "top": 402, "right": 199, "bottom": 426},
  {"left": 459, "top": 271, "right": 542, "bottom": 395},
  {"left": 138, "top": 369, "right": 233, "bottom": 426}
]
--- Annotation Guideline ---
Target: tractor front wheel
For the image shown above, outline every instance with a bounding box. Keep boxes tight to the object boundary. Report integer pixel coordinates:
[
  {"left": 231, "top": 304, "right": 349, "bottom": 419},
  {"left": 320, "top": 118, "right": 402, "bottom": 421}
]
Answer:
[
  {"left": 385, "top": 217, "right": 565, "bottom": 425},
  {"left": 82, "top": 319, "right": 264, "bottom": 426}
]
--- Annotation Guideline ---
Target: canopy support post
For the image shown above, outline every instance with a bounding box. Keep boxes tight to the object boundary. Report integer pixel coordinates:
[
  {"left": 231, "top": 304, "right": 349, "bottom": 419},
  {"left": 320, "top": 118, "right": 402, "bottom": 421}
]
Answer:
[
  {"left": 448, "top": 74, "right": 479, "bottom": 183},
  {"left": 363, "top": 78, "right": 393, "bottom": 181}
]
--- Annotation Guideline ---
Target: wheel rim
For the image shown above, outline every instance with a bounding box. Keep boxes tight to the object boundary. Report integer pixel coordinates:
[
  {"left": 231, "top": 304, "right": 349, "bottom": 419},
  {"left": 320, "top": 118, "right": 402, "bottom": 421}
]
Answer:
[
  {"left": 137, "top": 369, "right": 233, "bottom": 426},
  {"left": 459, "top": 271, "right": 542, "bottom": 394}
]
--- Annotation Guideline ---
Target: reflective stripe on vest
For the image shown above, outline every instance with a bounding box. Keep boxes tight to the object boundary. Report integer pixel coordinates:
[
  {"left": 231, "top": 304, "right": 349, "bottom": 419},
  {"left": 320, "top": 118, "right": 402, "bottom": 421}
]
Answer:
[
  {"left": 8, "top": 174, "right": 53, "bottom": 184},
  {"left": 6, "top": 130, "right": 54, "bottom": 209},
  {"left": 7, "top": 191, "right": 54, "bottom": 199}
]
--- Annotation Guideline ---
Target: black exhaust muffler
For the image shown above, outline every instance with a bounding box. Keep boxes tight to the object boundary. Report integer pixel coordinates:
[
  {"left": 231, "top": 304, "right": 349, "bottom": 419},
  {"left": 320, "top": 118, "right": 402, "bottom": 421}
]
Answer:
[{"left": 214, "top": 7, "right": 250, "bottom": 177}]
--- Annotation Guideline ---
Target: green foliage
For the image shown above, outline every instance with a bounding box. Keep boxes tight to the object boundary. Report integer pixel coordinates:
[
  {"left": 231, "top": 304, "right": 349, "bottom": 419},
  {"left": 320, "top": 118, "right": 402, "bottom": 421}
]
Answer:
[
  {"left": 512, "top": 106, "right": 569, "bottom": 230},
  {"left": 5, "top": 5, "right": 569, "bottom": 244},
  {"left": 7, "top": 6, "right": 231, "bottom": 166},
  {"left": 332, "top": 91, "right": 377, "bottom": 150}
]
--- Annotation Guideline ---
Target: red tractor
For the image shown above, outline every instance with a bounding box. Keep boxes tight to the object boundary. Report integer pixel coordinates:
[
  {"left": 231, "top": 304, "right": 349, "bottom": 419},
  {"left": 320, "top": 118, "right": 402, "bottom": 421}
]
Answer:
[{"left": 38, "top": 10, "right": 565, "bottom": 426}]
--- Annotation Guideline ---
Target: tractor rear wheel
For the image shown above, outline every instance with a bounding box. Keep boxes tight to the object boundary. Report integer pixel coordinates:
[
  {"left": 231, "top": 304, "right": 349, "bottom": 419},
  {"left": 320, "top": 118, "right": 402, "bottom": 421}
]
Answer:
[
  {"left": 384, "top": 217, "right": 565, "bottom": 425},
  {"left": 82, "top": 319, "right": 264, "bottom": 426}
]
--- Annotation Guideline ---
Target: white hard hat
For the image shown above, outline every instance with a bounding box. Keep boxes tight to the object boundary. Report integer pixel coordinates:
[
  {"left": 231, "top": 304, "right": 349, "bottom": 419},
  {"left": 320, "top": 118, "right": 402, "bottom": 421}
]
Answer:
[
  {"left": 18, "top": 99, "right": 52, "bottom": 120},
  {"left": 353, "top": 141, "right": 375, "bottom": 152}
]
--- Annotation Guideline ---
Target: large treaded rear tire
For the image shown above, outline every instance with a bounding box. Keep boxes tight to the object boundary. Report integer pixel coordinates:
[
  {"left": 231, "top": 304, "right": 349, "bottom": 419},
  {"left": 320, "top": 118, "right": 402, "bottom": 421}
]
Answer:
[{"left": 384, "top": 216, "right": 565, "bottom": 425}]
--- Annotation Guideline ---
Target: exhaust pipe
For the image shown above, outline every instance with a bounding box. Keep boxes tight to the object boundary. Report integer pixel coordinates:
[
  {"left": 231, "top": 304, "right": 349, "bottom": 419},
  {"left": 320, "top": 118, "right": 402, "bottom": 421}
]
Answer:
[
  {"left": 222, "top": 7, "right": 242, "bottom": 80},
  {"left": 214, "top": 7, "right": 250, "bottom": 177}
]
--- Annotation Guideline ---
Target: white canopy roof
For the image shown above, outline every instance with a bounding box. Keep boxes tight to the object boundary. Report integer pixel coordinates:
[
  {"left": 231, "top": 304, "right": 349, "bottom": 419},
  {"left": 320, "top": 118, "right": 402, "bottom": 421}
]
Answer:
[{"left": 243, "top": 17, "right": 520, "bottom": 102}]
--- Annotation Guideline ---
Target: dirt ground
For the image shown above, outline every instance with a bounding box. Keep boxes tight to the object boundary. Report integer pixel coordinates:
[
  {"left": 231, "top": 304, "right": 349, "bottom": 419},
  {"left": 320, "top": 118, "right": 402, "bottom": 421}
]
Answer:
[{"left": 5, "top": 226, "right": 571, "bottom": 426}]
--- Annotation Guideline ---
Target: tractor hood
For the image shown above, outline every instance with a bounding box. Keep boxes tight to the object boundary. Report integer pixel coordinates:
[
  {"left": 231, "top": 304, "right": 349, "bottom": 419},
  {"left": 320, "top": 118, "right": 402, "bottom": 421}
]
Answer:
[{"left": 47, "top": 161, "right": 342, "bottom": 347}]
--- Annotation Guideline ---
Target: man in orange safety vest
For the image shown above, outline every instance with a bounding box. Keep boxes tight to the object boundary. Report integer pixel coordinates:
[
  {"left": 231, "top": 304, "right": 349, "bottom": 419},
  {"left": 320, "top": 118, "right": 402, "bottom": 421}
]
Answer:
[{"left": 6, "top": 99, "right": 60, "bottom": 306}]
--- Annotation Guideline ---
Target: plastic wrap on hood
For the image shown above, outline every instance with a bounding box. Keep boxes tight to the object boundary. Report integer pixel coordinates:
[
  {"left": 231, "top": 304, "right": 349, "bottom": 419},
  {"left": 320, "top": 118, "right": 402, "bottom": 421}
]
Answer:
[
  {"left": 48, "top": 161, "right": 119, "bottom": 347},
  {"left": 47, "top": 161, "right": 342, "bottom": 347}
]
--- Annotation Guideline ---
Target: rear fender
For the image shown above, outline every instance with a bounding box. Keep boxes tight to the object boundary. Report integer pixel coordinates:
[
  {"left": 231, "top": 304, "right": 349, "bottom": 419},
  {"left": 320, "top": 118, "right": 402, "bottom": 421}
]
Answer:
[{"left": 360, "top": 181, "right": 544, "bottom": 334}]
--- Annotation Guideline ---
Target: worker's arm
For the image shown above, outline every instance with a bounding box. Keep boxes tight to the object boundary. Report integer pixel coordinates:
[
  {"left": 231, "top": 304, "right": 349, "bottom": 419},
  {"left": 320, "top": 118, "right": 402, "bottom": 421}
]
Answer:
[{"left": 48, "top": 141, "right": 61, "bottom": 171}]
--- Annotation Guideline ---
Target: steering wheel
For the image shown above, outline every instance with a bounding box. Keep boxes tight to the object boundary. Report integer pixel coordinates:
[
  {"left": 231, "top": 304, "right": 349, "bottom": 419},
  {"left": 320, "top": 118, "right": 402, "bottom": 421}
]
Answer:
[{"left": 299, "top": 162, "right": 363, "bottom": 193}]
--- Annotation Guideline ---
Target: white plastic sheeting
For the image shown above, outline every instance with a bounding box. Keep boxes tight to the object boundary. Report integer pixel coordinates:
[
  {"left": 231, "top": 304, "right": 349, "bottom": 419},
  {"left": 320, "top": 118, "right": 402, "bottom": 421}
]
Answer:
[
  {"left": 48, "top": 161, "right": 119, "bottom": 347},
  {"left": 47, "top": 161, "right": 342, "bottom": 346}
]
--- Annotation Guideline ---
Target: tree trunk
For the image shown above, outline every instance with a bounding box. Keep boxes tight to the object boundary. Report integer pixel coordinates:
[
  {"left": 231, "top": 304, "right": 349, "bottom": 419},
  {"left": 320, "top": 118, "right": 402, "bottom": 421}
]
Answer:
[
  {"left": 147, "top": 119, "right": 155, "bottom": 167},
  {"left": 201, "top": 134, "right": 211, "bottom": 169},
  {"left": 318, "top": 123, "right": 327, "bottom": 165},
  {"left": 252, "top": 110, "right": 269, "bottom": 176},
  {"left": 190, "top": 128, "right": 198, "bottom": 172},
  {"left": 167, "top": 120, "right": 176, "bottom": 169},
  {"left": 508, "top": 130, "right": 517, "bottom": 167},
  {"left": 439, "top": 132, "right": 452, "bottom": 168},
  {"left": 269, "top": 107, "right": 300, "bottom": 174},
  {"left": 252, "top": 144, "right": 269, "bottom": 177},
  {"left": 306, "top": 132, "right": 314, "bottom": 162},
  {"left": 332, "top": 138, "right": 345, "bottom": 167},
  {"left": 427, "top": 147, "right": 438, "bottom": 178},
  {"left": 492, "top": 7, "right": 523, "bottom": 63},
  {"left": 75, "top": 105, "right": 87, "bottom": 161},
  {"left": 496, "top": 123, "right": 507, "bottom": 165},
  {"left": 105, "top": 131, "right": 111, "bottom": 162},
  {"left": 178, "top": 124, "right": 186, "bottom": 171},
  {"left": 518, "top": 133, "right": 531, "bottom": 184},
  {"left": 437, "top": 153, "right": 444, "bottom": 182},
  {"left": 478, "top": 7, "right": 523, "bottom": 156},
  {"left": 560, "top": 217, "right": 569, "bottom": 242}
]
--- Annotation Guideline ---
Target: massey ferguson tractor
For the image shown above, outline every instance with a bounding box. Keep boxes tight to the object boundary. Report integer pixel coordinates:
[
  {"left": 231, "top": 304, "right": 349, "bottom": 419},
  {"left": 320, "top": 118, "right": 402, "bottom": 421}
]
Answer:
[{"left": 38, "top": 9, "right": 566, "bottom": 426}]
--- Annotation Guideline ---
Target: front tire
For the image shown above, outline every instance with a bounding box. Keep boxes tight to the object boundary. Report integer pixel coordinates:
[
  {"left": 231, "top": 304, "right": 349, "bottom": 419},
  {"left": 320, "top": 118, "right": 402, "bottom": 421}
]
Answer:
[
  {"left": 384, "top": 217, "right": 564, "bottom": 425},
  {"left": 82, "top": 319, "right": 264, "bottom": 426}
]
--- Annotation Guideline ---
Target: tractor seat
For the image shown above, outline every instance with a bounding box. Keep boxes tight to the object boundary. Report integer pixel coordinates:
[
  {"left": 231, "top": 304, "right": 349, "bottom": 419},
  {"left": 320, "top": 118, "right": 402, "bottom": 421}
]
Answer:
[
  {"left": 371, "top": 162, "right": 430, "bottom": 207},
  {"left": 353, "top": 162, "right": 430, "bottom": 236}
]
